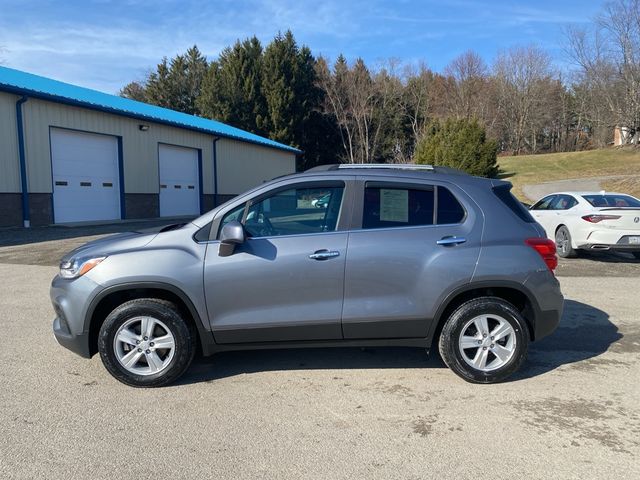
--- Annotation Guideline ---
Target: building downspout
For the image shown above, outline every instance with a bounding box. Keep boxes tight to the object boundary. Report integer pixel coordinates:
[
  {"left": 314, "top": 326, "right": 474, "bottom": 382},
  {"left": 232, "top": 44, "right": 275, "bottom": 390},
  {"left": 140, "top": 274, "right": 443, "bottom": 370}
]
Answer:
[
  {"left": 15, "top": 96, "right": 30, "bottom": 228},
  {"left": 212, "top": 137, "right": 219, "bottom": 207}
]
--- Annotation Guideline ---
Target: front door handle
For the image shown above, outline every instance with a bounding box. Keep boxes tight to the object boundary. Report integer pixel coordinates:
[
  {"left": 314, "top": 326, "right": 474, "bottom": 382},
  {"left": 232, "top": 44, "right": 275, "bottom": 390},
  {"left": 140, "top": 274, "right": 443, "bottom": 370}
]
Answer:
[
  {"left": 437, "top": 236, "right": 467, "bottom": 246},
  {"left": 309, "top": 250, "right": 340, "bottom": 260}
]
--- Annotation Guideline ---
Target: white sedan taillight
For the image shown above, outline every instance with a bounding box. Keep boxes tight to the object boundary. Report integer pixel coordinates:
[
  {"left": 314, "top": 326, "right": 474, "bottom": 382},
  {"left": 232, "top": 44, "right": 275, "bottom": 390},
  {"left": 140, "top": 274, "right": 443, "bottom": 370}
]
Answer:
[{"left": 581, "top": 214, "right": 622, "bottom": 223}]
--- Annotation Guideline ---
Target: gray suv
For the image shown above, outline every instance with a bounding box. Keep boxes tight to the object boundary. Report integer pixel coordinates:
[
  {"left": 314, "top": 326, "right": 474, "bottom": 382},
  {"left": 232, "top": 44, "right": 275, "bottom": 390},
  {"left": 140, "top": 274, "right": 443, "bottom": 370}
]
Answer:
[{"left": 50, "top": 164, "right": 563, "bottom": 387}]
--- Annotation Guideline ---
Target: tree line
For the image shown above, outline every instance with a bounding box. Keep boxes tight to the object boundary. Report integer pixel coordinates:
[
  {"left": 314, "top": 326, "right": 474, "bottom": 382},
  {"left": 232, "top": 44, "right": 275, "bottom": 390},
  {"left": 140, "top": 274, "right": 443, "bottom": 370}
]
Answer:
[{"left": 120, "top": 0, "right": 640, "bottom": 172}]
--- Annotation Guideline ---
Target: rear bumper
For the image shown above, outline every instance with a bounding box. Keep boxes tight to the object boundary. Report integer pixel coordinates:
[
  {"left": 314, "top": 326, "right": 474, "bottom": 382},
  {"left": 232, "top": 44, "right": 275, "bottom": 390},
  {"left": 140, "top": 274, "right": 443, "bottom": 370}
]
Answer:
[
  {"left": 523, "top": 270, "right": 564, "bottom": 341},
  {"left": 578, "top": 230, "right": 640, "bottom": 250},
  {"left": 534, "top": 308, "right": 563, "bottom": 340}
]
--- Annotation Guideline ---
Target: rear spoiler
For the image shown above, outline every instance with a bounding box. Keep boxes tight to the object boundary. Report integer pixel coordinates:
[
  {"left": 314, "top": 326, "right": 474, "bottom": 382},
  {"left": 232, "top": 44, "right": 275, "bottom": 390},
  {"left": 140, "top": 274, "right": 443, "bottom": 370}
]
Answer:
[{"left": 598, "top": 207, "right": 640, "bottom": 211}]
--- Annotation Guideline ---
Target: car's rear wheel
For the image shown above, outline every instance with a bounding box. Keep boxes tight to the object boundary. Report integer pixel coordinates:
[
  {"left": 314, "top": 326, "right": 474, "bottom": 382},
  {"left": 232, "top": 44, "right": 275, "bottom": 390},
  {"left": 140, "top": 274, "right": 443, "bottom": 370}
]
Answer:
[
  {"left": 555, "top": 226, "right": 577, "bottom": 258},
  {"left": 98, "top": 298, "right": 195, "bottom": 387},
  {"left": 438, "top": 297, "right": 529, "bottom": 384}
]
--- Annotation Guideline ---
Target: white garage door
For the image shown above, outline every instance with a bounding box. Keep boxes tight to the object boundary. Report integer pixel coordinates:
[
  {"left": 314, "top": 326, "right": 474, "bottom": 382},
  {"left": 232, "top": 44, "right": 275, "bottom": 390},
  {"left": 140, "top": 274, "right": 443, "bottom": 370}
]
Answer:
[
  {"left": 159, "top": 144, "right": 200, "bottom": 217},
  {"left": 51, "top": 128, "right": 121, "bottom": 224}
]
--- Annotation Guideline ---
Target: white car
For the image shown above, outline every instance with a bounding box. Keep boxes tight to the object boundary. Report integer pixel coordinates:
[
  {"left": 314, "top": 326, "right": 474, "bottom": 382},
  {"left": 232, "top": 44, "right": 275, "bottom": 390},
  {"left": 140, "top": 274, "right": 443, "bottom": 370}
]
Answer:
[{"left": 529, "top": 191, "right": 640, "bottom": 259}]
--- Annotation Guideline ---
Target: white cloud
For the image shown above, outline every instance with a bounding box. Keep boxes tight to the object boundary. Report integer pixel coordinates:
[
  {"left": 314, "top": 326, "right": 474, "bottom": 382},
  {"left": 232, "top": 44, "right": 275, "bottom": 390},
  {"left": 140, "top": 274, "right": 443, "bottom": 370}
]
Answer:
[{"left": 0, "top": 0, "right": 602, "bottom": 92}]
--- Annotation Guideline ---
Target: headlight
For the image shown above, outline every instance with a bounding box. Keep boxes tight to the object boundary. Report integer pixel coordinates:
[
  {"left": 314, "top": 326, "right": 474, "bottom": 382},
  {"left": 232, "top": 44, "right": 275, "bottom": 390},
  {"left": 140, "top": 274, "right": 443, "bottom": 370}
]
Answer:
[{"left": 59, "top": 256, "right": 106, "bottom": 279}]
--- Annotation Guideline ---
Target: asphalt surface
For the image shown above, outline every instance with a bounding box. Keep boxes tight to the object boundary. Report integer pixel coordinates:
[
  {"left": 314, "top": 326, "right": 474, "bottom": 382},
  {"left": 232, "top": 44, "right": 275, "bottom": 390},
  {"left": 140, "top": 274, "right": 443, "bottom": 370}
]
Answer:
[
  {"left": 0, "top": 229, "right": 639, "bottom": 479},
  {"left": 522, "top": 175, "right": 640, "bottom": 203}
]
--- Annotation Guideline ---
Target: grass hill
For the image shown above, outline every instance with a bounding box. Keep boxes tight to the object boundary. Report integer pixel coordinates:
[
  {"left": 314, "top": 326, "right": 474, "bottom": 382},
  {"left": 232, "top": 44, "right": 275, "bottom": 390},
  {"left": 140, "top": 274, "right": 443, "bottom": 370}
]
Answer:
[{"left": 498, "top": 147, "right": 640, "bottom": 201}]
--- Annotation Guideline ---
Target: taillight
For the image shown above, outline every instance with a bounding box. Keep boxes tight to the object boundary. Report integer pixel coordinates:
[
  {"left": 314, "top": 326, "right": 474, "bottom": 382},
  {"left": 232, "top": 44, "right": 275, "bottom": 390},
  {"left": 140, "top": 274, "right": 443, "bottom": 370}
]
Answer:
[
  {"left": 582, "top": 214, "right": 621, "bottom": 223},
  {"left": 525, "top": 238, "right": 558, "bottom": 271}
]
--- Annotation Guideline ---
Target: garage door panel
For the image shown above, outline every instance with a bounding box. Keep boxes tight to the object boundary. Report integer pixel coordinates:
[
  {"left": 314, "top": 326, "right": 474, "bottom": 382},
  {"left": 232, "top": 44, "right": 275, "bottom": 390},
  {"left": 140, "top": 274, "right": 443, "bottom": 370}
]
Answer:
[
  {"left": 159, "top": 144, "right": 200, "bottom": 217},
  {"left": 51, "top": 128, "right": 121, "bottom": 224}
]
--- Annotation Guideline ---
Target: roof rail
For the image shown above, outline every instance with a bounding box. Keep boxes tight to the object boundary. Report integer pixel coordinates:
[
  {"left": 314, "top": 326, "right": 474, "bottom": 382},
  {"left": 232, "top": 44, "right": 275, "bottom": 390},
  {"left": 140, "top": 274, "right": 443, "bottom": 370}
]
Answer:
[{"left": 336, "top": 163, "right": 434, "bottom": 170}]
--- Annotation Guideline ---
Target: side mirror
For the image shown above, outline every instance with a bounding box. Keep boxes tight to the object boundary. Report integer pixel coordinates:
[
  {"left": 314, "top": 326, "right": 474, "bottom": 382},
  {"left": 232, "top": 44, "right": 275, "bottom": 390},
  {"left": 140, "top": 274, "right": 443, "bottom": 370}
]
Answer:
[{"left": 219, "top": 221, "right": 245, "bottom": 257}]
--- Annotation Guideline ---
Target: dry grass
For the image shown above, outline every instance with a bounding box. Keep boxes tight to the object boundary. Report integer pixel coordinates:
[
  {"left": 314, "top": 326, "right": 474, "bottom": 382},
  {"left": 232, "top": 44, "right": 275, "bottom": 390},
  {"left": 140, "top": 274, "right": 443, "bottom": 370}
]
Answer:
[
  {"left": 498, "top": 147, "right": 640, "bottom": 200},
  {"left": 601, "top": 177, "right": 640, "bottom": 198}
]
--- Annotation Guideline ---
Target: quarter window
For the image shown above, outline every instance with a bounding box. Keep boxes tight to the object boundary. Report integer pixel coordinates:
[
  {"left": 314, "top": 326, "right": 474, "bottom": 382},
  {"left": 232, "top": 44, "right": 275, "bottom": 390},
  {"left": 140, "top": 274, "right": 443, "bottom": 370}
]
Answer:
[{"left": 437, "top": 187, "right": 465, "bottom": 224}]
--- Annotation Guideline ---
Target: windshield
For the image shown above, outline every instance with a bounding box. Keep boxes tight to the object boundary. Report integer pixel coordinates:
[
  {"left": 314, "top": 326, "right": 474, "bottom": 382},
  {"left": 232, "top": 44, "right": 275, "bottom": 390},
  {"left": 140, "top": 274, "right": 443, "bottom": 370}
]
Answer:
[{"left": 582, "top": 194, "right": 640, "bottom": 208}]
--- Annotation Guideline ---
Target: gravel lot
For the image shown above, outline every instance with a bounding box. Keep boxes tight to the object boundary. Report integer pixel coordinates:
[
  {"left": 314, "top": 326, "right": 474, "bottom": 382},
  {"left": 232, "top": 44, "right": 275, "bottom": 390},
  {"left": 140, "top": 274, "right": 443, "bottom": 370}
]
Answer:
[{"left": 0, "top": 226, "right": 639, "bottom": 479}]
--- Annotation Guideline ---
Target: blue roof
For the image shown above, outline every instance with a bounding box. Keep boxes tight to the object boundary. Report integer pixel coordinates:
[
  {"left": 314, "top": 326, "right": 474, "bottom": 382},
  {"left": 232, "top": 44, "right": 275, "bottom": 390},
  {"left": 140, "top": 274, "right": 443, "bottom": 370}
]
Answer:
[{"left": 0, "top": 66, "right": 300, "bottom": 154}]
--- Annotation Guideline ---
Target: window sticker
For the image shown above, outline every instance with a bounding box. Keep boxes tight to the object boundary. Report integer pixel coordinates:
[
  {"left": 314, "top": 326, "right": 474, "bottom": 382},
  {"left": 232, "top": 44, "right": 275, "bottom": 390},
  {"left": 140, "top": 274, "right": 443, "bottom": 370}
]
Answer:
[{"left": 380, "top": 189, "right": 408, "bottom": 222}]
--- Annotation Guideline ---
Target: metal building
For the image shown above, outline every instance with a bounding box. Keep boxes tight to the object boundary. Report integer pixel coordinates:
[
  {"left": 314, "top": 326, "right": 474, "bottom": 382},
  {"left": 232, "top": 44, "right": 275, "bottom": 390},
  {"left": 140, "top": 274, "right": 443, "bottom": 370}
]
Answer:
[{"left": 0, "top": 66, "right": 299, "bottom": 227}]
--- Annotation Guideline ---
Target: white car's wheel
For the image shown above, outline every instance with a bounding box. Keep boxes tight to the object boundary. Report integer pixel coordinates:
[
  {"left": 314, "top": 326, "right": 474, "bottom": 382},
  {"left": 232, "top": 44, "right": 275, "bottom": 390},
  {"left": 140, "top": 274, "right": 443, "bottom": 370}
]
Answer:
[{"left": 555, "top": 226, "right": 577, "bottom": 258}]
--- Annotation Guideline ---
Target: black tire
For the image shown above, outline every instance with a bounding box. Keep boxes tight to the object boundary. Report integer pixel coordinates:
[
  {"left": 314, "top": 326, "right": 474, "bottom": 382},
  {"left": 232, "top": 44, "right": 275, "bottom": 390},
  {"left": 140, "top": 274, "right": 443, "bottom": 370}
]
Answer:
[
  {"left": 555, "top": 225, "right": 577, "bottom": 258},
  {"left": 632, "top": 252, "right": 640, "bottom": 260},
  {"left": 98, "top": 298, "right": 196, "bottom": 387},
  {"left": 438, "top": 297, "right": 529, "bottom": 384}
]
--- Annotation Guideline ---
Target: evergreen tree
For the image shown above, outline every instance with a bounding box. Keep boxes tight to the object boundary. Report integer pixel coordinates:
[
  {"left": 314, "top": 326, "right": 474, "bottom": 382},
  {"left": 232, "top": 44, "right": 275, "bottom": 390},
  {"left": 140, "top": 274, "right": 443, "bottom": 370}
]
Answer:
[
  {"left": 414, "top": 118, "right": 499, "bottom": 177},
  {"left": 136, "top": 46, "right": 207, "bottom": 115},
  {"left": 198, "top": 37, "right": 266, "bottom": 134}
]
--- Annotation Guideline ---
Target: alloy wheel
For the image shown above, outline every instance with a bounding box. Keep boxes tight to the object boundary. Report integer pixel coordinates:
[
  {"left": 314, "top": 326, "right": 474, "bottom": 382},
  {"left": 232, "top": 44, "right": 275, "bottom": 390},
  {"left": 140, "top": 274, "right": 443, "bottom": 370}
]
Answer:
[
  {"left": 458, "top": 314, "right": 516, "bottom": 372},
  {"left": 113, "top": 316, "right": 176, "bottom": 376}
]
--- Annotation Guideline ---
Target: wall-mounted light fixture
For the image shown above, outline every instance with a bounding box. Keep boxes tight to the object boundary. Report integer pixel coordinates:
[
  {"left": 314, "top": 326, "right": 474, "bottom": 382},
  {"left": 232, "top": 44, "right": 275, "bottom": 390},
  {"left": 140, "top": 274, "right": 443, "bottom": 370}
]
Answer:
[{"left": 139, "top": 124, "right": 149, "bottom": 131}]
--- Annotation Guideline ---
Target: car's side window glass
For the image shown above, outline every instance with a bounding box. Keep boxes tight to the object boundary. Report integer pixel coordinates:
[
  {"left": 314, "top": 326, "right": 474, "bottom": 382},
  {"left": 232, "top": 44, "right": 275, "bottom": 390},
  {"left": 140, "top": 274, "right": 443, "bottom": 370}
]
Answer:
[
  {"left": 532, "top": 195, "right": 556, "bottom": 211},
  {"left": 363, "top": 185, "right": 434, "bottom": 229},
  {"left": 218, "top": 203, "right": 246, "bottom": 235},
  {"left": 244, "top": 184, "right": 345, "bottom": 238},
  {"left": 550, "top": 195, "right": 577, "bottom": 211},
  {"left": 437, "top": 187, "right": 465, "bottom": 224}
]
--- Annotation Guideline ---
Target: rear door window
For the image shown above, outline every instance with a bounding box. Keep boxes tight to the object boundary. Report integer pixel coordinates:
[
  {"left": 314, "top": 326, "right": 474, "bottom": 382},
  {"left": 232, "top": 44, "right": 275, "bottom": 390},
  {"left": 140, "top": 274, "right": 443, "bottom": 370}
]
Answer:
[
  {"left": 550, "top": 195, "right": 578, "bottom": 210},
  {"left": 363, "top": 185, "right": 434, "bottom": 229},
  {"left": 361, "top": 183, "right": 466, "bottom": 229}
]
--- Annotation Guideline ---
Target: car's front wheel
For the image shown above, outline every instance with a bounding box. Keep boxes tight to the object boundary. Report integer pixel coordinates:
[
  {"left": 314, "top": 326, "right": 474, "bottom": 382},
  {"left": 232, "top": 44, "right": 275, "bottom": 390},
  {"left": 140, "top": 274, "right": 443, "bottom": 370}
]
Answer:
[
  {"left": 98, "top": 298, "right": 196, "bottom": 387},
  {"left": 438, "top": 297, "right": 529, "bottom": 384}
]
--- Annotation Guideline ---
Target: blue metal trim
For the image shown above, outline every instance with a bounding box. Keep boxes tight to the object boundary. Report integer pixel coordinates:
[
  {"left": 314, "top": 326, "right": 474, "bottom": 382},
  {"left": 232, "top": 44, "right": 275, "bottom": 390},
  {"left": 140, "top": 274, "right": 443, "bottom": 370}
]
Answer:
[
  {"left": 117, "top": 136, "right": 125, "bottom": 219},
  {"left": 197, "top": 148, "right": 204, "bottom": 214},
  {"left": 212, "top": 137, "right": 219, "bottom": 206},
  {"left": 15, "top": 96, "right": 29, "bottom": 227},
  {"left": 0, "top": 82, "right": 301, "bottom": 155},
  {"left": 47, "top": 127, "right": 55, "bottom": 224}
]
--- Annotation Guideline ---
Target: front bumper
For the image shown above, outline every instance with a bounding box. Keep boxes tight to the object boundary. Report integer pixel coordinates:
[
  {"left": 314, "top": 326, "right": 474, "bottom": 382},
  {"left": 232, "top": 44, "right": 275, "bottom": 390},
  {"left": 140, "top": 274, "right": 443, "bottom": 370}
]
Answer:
[
  {"left": 53, "top": 317, "right": 91, "bottom": 357},
  {"left": 50, "top": 274, "right": 102, "bottom": 358}
]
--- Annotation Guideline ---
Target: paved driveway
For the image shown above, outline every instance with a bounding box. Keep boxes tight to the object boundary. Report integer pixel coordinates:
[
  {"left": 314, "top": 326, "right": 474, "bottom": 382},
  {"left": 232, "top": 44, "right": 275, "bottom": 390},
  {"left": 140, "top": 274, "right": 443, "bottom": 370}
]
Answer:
[
  {"left": 0, "top": 231, "right": 638, "bottom": 479},
  {"left": 522, "top": 174, "right": 640, "bottom": 202}
]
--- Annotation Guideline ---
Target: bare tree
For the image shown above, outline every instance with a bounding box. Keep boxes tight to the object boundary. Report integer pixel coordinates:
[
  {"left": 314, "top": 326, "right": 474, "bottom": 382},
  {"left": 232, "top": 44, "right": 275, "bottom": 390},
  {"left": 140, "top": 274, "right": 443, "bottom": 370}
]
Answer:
[
  {"left": 567, "top": 0, "right": 640, "bottom": 144},
  {"left": 400, "top": 62, "right": 435, "bottom": 144},
  {"left": 316, "top": 56, "right": 401, "bottom": 163},
  {"left": 493, "top": 45, "right": 554, "bottom": 154},
  {"left": 444, "top": 50, "right": 489, "bottom": 121}
]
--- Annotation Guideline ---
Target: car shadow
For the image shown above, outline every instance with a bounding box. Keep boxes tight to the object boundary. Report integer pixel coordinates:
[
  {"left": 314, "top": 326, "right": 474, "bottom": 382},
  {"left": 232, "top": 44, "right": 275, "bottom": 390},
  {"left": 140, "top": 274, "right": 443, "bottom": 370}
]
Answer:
[
  {"left": 0, "top": 219, "right": 187, "bottom": 247},
  {"left": 574, "top": 250, "right": 640, "bottom": 263},
  {"left": 178, "top": 346, "right": 438, "bottom": 385},
  {"left": 513, "top": 299, "right": 621, "bottom": 380},
  {"left": 177, "top": 299, "right": 620, "bottom": 385}
]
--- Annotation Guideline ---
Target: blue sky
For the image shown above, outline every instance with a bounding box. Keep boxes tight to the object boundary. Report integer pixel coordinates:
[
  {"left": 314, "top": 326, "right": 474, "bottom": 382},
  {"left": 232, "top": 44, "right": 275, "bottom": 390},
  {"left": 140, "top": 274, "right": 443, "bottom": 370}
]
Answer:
[{"left": 0, "top": 0, "right": 604, "bottom": 93}]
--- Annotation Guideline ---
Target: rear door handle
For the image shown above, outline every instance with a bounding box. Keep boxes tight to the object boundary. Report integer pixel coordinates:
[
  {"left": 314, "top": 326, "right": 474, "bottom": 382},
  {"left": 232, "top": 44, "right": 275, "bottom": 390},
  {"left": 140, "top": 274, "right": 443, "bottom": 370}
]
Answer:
[
  {"left": 309, "top": 250, "right": 340, "bottom": 260},
  {"left": 437, "top": 236, "right": 467, "bottom": 246}
]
